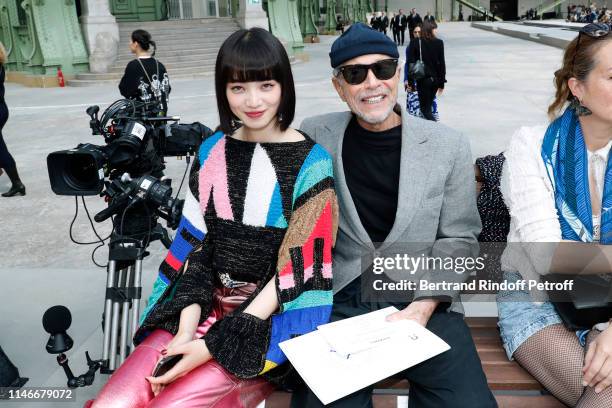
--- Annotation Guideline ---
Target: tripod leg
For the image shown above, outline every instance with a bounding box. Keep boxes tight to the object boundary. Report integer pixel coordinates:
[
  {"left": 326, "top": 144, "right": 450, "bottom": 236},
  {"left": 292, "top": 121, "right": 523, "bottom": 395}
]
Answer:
[
  {"left": 109, "top": 267, "right": 125, "bottom": 371},
  {"left": 102, "top": 261, "right": 117, "bottom": 364},
  {"left": 119, "top": 265, "right": 133, "bottom": 364},
  {"left": 131, "top": 259, "right": 143, "bottom": 343}
]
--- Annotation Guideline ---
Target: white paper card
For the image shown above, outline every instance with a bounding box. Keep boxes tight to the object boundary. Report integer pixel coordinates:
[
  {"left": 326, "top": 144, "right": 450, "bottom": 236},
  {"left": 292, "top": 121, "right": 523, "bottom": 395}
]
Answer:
[
  {"left": 317, "top": 307, "right": 416, "bottom": 358},
  {"left": 279, "top": 307, "right": 450, "bottom": 405}
]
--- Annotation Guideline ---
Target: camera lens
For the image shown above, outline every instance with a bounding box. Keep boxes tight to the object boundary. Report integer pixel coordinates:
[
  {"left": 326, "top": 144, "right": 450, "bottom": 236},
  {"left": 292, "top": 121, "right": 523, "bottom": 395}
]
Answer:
[{"left": 65, "top": 155, "right": 100, "bottom": 191}]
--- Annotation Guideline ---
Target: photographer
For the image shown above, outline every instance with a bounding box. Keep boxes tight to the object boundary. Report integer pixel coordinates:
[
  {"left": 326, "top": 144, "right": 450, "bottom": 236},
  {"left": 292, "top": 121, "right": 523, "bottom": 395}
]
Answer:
[{"left": 119, "top": 30, "right": 171, "bottom": 115}]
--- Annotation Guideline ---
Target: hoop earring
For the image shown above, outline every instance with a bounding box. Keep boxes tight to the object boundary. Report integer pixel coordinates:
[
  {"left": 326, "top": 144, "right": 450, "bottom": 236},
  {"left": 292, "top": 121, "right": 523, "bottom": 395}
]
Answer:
[{"left": 570, "top": 96, "right": 592, "bottom": 117}]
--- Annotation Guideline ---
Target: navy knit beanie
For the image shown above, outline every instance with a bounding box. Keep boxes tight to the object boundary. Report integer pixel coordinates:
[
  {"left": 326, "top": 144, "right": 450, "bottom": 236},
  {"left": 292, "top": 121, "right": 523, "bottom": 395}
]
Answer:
[{"left": 329, "top": 22, "right": 399, "bottom": 68}]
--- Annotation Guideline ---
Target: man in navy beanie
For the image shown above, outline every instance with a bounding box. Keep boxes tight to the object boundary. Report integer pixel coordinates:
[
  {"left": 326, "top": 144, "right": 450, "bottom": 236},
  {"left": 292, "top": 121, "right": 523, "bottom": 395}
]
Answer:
[{"left": 293, "top": 23, "right": 497, "bottom": 407}]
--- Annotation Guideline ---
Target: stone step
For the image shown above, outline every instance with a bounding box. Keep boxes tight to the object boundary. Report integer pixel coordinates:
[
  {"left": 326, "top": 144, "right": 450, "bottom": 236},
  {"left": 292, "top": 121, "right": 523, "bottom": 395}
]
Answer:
[
  {"left": 118, "top": 18, "right": 235, "bottom": 29},
  {"left": 118, "top": 29, "right": 239, "bottom": 43},
  {"left": 118, "top": 24, "right": 240, "bottom": 37},
  {"left": 76, "top": 18, "right": 238, "bottom": 87},
  {"left": 119, "top": 33, "right": 231, "bottom": 49},
  {"left": 67, "top": 70, "right": 214, "bottom": 87},
  {"left": 108, "top": 58, "right": 216, "bottom": 73},
  {"left": 115, "top": 50, "right": 219, "bottom": 64},
  {"left": 75, "top": 64, "right": 215, "bottom": 81},
  {"left": 115, "top": 37, "right": 230, "bottom": 54}
]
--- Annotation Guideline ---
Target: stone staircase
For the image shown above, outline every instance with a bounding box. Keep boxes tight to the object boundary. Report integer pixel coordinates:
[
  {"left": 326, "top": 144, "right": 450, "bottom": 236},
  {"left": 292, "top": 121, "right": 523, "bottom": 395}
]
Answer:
[{"left": 67, "top": 18, "right": 241, "bottom": 87}]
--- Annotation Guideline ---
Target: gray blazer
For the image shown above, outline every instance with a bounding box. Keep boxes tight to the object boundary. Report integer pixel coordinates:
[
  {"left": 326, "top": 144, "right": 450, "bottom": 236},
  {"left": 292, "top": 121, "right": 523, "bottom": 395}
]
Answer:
[{"left": 300, "top": 111, "right": 481, "bottom": 313}]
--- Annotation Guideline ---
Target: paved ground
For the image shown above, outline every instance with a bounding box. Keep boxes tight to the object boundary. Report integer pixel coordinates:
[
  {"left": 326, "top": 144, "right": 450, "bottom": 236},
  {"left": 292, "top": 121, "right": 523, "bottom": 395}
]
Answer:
[{"left": 0, "top": 22, "right": 565, "bottom": 406}]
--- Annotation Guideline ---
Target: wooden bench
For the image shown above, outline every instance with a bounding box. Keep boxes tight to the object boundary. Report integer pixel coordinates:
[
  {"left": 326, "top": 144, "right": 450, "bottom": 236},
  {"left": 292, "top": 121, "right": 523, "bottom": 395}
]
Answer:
[{"left": 263, "top": 317, "right": 564, "bottom": 407}]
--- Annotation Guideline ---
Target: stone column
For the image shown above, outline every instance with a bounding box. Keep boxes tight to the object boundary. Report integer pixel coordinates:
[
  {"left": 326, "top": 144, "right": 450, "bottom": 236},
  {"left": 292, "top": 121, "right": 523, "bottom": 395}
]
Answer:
[
  {"left": 238, "top": 0, "right": 270, "bottom": 30},
  {"left": 79, "top": 0, "right": 119, "bottom": 73}
]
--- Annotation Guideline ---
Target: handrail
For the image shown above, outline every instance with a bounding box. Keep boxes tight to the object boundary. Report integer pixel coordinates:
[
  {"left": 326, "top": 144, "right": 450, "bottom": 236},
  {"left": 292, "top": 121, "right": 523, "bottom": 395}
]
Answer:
[
  {"left": 536, "top": 0, "right": 566, "bottom": 18},
  {"left": 455, "top": 0, "right": 503, "bottom": 21}
]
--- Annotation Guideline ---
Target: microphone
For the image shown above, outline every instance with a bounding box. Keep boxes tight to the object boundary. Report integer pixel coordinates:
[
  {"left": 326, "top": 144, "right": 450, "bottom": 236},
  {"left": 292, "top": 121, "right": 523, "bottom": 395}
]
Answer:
[
  {"left": 42, "top": 306, "right": 73, "bottom": 354},
  {"left": 41, "top": 306, "right": 104, "bottom": 388}
]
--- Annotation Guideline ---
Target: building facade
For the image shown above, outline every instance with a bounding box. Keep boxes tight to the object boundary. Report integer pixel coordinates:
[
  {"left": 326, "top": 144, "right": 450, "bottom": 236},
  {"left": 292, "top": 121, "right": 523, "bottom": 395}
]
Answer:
[{"left": 0, "top": 0, "right": 558, "bottom": 86}]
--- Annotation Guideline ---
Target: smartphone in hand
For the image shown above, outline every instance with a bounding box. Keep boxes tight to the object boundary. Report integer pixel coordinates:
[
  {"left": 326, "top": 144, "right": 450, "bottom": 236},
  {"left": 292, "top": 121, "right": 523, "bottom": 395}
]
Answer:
[{"left": 152, "top": 354, "right": 183, "bottom": 377}]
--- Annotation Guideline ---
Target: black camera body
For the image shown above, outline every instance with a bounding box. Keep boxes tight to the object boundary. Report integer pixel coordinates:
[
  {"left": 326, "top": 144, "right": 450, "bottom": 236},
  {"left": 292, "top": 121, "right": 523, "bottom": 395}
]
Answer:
[
  {"left": 48, "top": 99, "right": 207, "bottom": 197},
  {"left": 47, "top": 99, "right": 211, "bottom": 233}
]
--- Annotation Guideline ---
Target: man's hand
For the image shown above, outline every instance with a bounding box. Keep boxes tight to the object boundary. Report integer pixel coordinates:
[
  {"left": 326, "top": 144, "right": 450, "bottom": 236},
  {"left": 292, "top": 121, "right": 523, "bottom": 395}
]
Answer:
[
  {"left": 385, "top": 299, "right": 439, "bottom": 327},
  {"left": 437, "top": 88, "right": 444, "bottom": 96},
  {"left": 583, "top": 327, "right": 612, "bottom": 393},
  {"left": 146, "top": 339, "right": 212, "bottom": 396}
]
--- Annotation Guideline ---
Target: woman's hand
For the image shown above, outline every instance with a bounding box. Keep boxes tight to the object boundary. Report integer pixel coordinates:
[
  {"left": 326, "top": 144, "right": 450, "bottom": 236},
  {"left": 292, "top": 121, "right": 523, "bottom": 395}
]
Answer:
[
  {"left": 146, "top": 340, "right": 212, "bottom": 396},
  {"left": 583, "top": 327, "right": 612, "bottom": 393},
  {"left": 166, "top": 331, "right": 193, "bottom": 351},
  {"left": 147, "top": 331, "right": 194, "bottom": 396}
]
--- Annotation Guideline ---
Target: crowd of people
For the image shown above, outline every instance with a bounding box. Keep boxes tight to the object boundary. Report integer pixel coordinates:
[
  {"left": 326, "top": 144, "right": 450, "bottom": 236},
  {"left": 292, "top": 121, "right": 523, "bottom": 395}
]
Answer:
[
  {"left": 368, "top": 8, "right": 445, "bottom": 121},
  {"left": 2, "top": 12, "right": 611, "bottom": 408},
  {"left": 567, "top": 4, "right": 611, "bottom": 24},
  {"left": 370, "top": 8, "right": 435, "bottom": 43},
  {"left": 522, "top": 8, "right": 540, "bottom": 20}
]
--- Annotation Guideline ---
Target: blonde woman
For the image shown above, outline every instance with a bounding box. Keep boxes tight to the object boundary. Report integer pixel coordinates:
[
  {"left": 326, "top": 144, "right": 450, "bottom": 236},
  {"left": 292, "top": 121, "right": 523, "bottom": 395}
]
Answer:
[{"left": 0, "top": 42, "right": 25, "bottom": 197}]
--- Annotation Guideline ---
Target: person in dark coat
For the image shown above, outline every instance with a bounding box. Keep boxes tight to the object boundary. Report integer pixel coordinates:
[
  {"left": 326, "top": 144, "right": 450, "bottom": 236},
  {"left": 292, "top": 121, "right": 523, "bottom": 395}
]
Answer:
[
  {"left": 370, "top": 12, "right": 380, "bottom": 30},
  {"left": 392, "top": 9, "right": 409, "bottom": 45},
  {"left": 406, "top": 20, "right": 446, "bottom": 121},
  {"left": 380, "top": 12, "right": 389, "bottom": 35},
  {"left": 390, "top": 12, "right": 398, "bottom": 43},
  {"left": 0, "top": 42, "right": 25, "bottom": 197},
  {"left": 407, "top": 8, "right": 423, "bottom": 39}
]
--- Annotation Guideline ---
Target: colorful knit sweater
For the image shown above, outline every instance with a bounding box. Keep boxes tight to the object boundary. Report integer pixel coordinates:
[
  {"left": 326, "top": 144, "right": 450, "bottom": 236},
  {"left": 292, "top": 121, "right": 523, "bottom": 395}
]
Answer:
[{"left": 135, "top": 131, "right": 338, "bottom": 381}]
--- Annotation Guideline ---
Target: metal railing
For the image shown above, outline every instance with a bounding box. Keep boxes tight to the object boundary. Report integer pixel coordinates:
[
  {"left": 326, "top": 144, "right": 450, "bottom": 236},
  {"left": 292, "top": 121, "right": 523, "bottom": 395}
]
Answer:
[
  {"left": 536, "top": 0, "right": 566, "bottom": 19},
  {"left": 455, "top": 0, "right": 503, "bottom": 21}
]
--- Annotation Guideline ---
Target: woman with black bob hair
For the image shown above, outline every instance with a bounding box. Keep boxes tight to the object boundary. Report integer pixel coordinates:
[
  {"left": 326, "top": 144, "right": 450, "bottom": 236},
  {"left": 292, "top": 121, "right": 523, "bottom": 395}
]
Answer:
[
  {"left": 88, "top": 27, "right": 338, "bottom": 408},
  {"left": 119, "top": 29, "right": 171, "bottom": 114}
]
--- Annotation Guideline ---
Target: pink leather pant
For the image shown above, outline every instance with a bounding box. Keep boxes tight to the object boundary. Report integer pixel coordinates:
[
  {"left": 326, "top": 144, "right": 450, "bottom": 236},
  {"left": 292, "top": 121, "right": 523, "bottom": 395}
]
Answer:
[{"left": 89, "top": 284, "right": 275, "bottom": 408}]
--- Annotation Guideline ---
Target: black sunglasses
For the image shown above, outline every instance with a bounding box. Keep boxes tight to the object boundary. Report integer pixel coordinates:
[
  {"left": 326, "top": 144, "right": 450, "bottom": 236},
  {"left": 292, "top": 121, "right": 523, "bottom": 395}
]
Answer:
[
  {"left": 333, "top": 59, "right": 399, "bottom": 85},
  {"left": 572, "top": 23, "right": 610, "bottom": 71}
]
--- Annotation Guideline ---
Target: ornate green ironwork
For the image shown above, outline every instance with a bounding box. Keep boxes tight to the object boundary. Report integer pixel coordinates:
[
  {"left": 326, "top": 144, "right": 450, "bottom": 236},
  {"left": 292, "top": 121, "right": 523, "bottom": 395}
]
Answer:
[
  {"left": 357, "top": 0, "right": 368, "bottom": 21},
  {"left": 324, "top": 0, "right": 337, "bottom": 33},
  {"left": 0, "top": 0, "right": 88, "bottom": 77},
  {"left": 267, "top": 0, "right": 304, "bottom": 55},
  {"left": 297, "top": 0, "right": 317, "bottom": 38}
]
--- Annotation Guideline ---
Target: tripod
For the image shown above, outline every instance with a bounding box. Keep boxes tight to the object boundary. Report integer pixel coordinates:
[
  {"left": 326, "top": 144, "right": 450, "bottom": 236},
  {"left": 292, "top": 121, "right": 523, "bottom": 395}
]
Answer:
[{"left": 100, "top": 224, "right": 171, "bottom": 374}]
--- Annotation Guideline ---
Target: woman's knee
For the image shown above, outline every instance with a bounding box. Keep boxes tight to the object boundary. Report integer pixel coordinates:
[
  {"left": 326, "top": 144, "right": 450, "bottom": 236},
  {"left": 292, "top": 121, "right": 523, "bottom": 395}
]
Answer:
[
  {"left": 147, "top": 361, "right": 273, "bottom": 408},
  {"left": 91, "top": 330, "right": 173, "bottom": 408}
]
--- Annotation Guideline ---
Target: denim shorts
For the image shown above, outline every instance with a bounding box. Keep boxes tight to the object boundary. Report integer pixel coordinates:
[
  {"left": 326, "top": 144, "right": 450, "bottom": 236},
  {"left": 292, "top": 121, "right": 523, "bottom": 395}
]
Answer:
[{"left": 496, "top": 271, "right": 563, "bottom": 360}]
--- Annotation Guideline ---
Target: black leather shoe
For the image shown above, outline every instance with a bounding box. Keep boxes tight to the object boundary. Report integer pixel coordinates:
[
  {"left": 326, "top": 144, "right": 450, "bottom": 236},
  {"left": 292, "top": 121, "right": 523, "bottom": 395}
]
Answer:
[{"left": 1, "top": 182, "right": 25, "bottom": 197}]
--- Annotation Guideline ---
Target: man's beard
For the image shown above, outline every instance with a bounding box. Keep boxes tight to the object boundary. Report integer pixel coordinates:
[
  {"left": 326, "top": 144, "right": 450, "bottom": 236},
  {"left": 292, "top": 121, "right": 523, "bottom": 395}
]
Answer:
[{"left": 349, "top": 88, "right": 396, "bottom": 125}]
